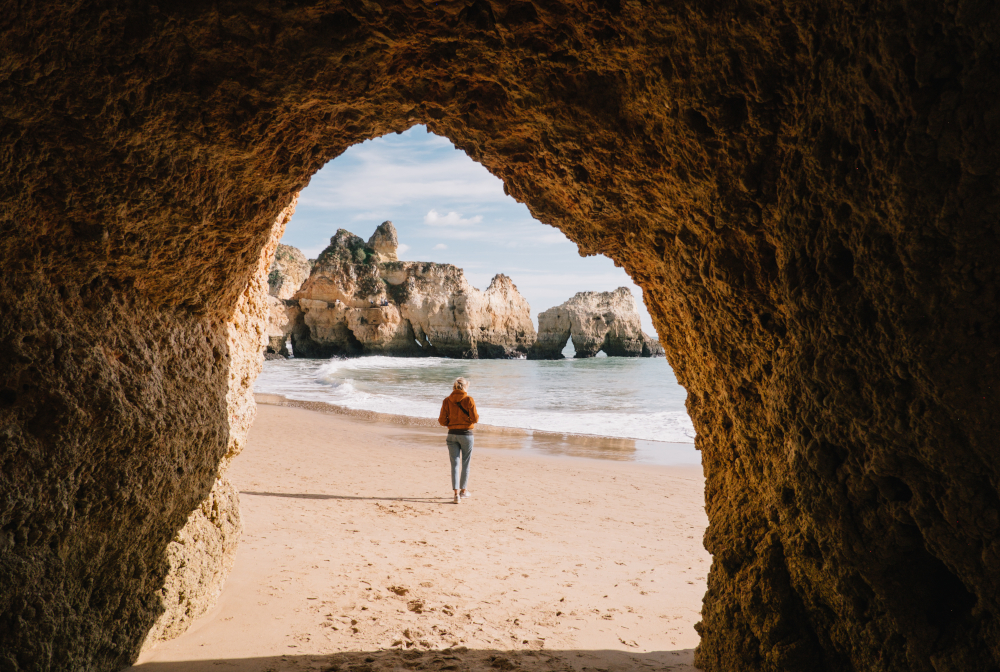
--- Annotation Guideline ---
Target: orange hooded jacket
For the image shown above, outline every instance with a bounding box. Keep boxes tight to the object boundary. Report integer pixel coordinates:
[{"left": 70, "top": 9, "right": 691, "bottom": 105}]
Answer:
[{"left": 438, "top": 390, "right": 479, "bottom": 431}]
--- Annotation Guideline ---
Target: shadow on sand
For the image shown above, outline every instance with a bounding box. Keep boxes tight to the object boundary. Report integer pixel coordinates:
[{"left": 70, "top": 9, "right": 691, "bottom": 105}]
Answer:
[
  {"left": 129, "top": 647, "right": 697, "bottom": 672},
  {"left": 240, "top": 491, "right": 455, "bottom": 505}
]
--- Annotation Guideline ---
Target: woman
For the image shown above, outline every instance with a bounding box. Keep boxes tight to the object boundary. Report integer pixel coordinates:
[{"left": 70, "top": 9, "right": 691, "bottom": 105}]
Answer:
[{"left": 438, "top": 377, "right": 479, "bottom": 504}]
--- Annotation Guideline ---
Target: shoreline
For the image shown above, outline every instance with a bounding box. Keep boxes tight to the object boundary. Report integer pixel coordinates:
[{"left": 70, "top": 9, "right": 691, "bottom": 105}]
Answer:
[
  {"left": 132, "top": 403, "right": 708, "bottom": 672},
  {"left": 255, "top": 393, "right": 700, "bottom": 466}
]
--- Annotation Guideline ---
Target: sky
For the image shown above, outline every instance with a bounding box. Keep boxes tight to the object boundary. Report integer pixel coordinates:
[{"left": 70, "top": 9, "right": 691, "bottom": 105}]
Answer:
[{"left": 279, "top": 126, "right": 656, "bottom": 335}]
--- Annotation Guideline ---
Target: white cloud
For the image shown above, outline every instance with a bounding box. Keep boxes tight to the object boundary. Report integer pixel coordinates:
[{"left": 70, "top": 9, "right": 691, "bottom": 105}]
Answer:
[
  {"left": 406, "top": 220, "right": 576, "bottom": 250},
  {"left": 298, "top": 128, "right": 508, "bottom": 212},
  {"left": 433, "top": 243, "right": 448, "bottom": 250},
  {"left": 397, "top": 243, "right": 410, "bottom": 256},
  {"left": 424, "top": 209, "right": 483, "bottom": 226},
  {"left": 351, "top": 211, "right": 388, "bottom": 222}
]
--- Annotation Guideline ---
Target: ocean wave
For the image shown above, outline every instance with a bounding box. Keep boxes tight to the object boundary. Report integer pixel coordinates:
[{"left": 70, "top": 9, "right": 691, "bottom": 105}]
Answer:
[
  {"left": 482, "top": 408, "right": 695, "bottom": 444},
  {"left": 255, "top": 357, "right": 696, "bottom": 444},
  {"left": 317, "top": 356, "right": 451, "bottom": 374}
]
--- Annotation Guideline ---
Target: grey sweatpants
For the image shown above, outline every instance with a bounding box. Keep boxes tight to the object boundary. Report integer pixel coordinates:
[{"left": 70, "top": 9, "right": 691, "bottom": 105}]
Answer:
[{"left": 446, "top": 434, "right": 474, "bottom": 490}]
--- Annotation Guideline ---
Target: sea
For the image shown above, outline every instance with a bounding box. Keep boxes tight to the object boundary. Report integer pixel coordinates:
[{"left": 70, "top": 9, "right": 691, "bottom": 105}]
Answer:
[{"left": 254, "top": 347, "right": 699, "bottom": 466}]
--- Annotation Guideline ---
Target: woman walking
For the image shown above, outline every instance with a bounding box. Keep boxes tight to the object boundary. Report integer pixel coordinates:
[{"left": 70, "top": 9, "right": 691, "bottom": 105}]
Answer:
[{"left": 438, "top": 377, "right": 479, "bottom": 504}]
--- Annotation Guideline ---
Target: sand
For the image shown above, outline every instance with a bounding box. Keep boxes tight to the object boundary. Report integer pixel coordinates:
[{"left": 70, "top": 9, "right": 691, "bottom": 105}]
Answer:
[{"left": 130, "top": 400, "right": 709, "bottom": 672}]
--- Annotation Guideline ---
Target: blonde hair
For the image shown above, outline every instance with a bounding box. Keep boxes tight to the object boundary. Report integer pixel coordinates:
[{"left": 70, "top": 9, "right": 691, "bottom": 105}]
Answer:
[{"left": 453, "top": 377, "right": 470, "bottom": 392}]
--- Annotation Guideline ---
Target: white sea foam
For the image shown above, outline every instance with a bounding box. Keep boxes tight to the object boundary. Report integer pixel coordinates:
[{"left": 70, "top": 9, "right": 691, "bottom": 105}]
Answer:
[{"left": 255, "top": 355, "right": 697, "bottom": 446}]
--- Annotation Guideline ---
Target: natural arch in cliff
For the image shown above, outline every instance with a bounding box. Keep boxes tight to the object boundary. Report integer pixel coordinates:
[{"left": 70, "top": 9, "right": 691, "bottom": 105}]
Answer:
[{"left": 2, "top": 2, "right": 999, "bottom": 671}]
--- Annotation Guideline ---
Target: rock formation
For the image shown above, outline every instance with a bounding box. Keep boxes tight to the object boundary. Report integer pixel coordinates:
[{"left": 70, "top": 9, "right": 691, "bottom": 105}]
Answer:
[
  {"left": 367, "top": 220, "right": 399, "bottom": 262},
  {"left": 264, "top": 296, "right": 301, "bottom": 358},
  {"left": 264, "top": 243, "right": 311, "bottom": 357},
  {"left": 3, "top": 4, "right": 1000, "bottom": 672},
  {"left": 291, "top": 223, "right": 536, "bottom": 359},
  {"left": 143, "top": 197, "right": 298, "bottom": 648},
  {"left": 267, "top": 244, "right": 312, "bottom": 300},
  {"left": 529, "top": 287, "right": 664, "bottom": 359}
]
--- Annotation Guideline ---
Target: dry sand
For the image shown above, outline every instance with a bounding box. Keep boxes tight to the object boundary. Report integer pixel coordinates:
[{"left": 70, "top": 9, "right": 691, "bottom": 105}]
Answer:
[{"left": 130, "top": 400, "right": 709, "bottom": 672}]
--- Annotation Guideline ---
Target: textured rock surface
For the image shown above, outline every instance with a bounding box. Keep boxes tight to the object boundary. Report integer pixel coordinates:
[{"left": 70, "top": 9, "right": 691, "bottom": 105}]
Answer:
[
  {"left": 643, "top": 338, "right": 664, "bottom": 358},
  {"left": 265, "top": 242, "right": 310, "bottom": 356},
  {"left": 264, "top": 296, "right": 302, "bottom": 358},
  {"left": 529, "top": 287, "right": 664, "bottom": 359},
  {"left": 292, "top": 225, "right": 536, "bottom": 358},
  {"left": 144, "top": 197, "right": 297, "bottom": 649},
  {"left": 1, "top": 2, "right": 999, "bottom": 671},
  {"left": 367, "top": 221, "right": 400, "bottom": 262},
  {"left": 139, "top": 476, "right": 241, "bottom": 646},
  {"left": 267, "top": 244, "right": 312, "bottom": 300}
]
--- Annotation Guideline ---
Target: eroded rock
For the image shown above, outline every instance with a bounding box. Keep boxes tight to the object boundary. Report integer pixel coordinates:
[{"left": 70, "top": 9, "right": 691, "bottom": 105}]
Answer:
[
  {"left": 529, "top": 288, "right": 664, "bottom": 359},
  {"left": 140, "top": 476, "right": 241, "bottom": 645},
  {"left": 367, "top": 220, "right": 399, "bottom": 262},
  {"left": 264, "top": 295, "right": 302, "bottom": 357},
  {"left": 265, "top": 243, "right": 311, "bottom": 357},
  {"left": 267, "top": 244, "right": 312, "bottom": 300},
  {"left": 2, "top": 3, "right": 1000, "bottom": 672},
  {"left": 142, "top": 196, "right": 299, "bottom": 650},
  {"left": 291, "top": 224, "right": 536, "bottom": 358}
]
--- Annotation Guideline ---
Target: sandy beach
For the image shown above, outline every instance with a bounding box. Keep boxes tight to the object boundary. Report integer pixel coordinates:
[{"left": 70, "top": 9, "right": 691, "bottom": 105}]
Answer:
[{"left": 130, "top": 400, "right": 709, "bottom": 672}]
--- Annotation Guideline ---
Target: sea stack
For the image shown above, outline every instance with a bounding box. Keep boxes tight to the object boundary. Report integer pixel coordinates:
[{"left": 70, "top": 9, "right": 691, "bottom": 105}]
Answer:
[
  {"left": 529, "top": 287, "right": 664, "bottom": 359},
  {"left": 288, "top": 222, "right": 536, "bottom": 358}
]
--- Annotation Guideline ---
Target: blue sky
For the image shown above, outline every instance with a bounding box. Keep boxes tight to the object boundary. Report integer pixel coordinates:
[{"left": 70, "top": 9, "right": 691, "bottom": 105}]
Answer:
[{"left": 280, "top": 126, "right": 656, "bottom": 335}]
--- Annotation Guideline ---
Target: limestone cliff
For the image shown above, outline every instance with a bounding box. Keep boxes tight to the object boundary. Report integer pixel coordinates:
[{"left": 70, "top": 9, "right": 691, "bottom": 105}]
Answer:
[
  {"left": 264, "top": 243, "right": 310, "bottom": 357},
  {"left": 292, "top": 223, "right": 535, "bottom": 358},
  {"left": 529, "top": 288, "right": 664, "bottom": 359},
  {"left": 264, "top": 295, "right": 302, "bottom": 357},
  {"left": 367, "top": 220, "right": 399, "bottom": 262},
  {"left": 267, "top": 244, "right": 312, "bottom": 300}
]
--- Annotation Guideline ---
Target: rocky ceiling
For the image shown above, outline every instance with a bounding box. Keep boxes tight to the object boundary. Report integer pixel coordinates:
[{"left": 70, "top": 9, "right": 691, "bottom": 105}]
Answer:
[{"left": 2, "top": 1, "right": 999, "bottom": 671}]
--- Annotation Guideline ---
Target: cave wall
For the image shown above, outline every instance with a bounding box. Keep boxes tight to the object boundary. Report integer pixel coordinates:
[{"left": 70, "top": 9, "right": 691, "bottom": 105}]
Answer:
[
  {"left": 141, "top": 196, "right": 297, "bottom": 648},
  {"left": 1, "top": 1, "right": 998, "bottom": 671}
]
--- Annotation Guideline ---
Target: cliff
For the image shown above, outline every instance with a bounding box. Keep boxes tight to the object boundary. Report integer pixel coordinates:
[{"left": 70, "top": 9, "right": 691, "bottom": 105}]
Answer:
[
  {"left": 264, "top": 295, "right": 302, "bottom": 358},
  {"left": 267, "top": 244, "right": 312, "bottom": 300},
  {"left": 263, "top": 244, "right": 311, "bottom": 357},
  {"left": 529, "top": 288, "right": 664, "bottom": 359},
  {"left": 291, "top": 222, "right": 535, "bottom": 358}
]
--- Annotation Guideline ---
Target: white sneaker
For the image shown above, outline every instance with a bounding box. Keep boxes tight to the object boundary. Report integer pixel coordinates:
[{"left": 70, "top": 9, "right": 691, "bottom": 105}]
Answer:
[
  {"left": 460, "top": 490, "right": 472, "bottom": 499},
  {"left": 453, "top": 494, "right": 461, "bottom": 504}
]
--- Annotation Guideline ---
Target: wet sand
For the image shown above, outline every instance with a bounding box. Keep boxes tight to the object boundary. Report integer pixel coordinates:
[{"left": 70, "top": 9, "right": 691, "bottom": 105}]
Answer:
[
  {"left": 252, "top": 394, "right": 699, "bottom": 466},
  {"left": 130, "top": 401, "right": 709, "bottom": 672}
]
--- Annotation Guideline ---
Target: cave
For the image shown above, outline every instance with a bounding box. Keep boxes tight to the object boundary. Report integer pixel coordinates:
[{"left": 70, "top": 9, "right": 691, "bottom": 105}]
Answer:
[{"left": 2, "top": 2, "right": 999, "bottom": 671}]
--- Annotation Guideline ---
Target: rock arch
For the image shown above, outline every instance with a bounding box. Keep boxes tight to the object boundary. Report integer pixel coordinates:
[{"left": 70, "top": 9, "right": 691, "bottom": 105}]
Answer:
[
  {"left": 528, "top": 287, "right": 663, "bottom": 359},
  {"left": 2, "top": 2, "right": 999, "bottom": 671}
]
